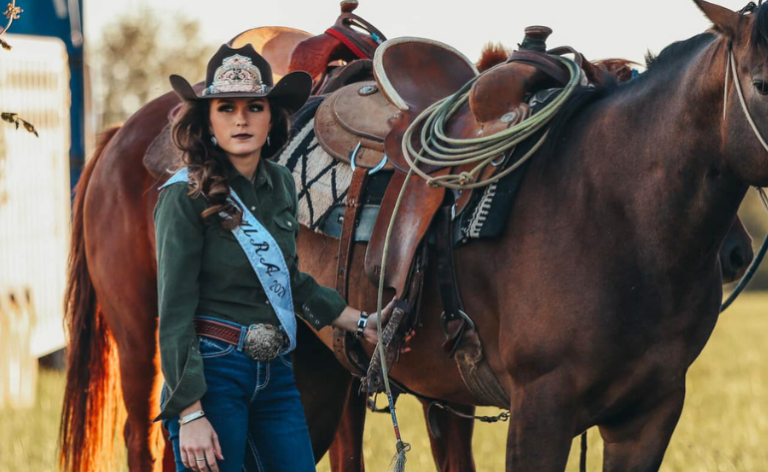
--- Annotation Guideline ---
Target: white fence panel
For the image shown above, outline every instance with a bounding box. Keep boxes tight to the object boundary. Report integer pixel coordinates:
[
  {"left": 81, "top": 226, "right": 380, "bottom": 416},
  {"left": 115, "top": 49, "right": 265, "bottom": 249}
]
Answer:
[{"left": 0, "top": 34, "right": 71, "bottom": 408}]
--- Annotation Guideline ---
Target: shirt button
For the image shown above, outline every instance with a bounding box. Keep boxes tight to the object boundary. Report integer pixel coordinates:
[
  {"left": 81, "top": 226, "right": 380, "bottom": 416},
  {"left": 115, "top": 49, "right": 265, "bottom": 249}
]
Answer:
[
  {"left": 287, "top": 221, "right": 292, "bottom": 227},
  {"left": 250, "top": 206, "right": 256, "bottom": 211},
  {"left": 315, "top": 320, "right": 320, "bottom": 325},
  {"left": 265, "top": 300, "right": 270, "bottom": 305}
]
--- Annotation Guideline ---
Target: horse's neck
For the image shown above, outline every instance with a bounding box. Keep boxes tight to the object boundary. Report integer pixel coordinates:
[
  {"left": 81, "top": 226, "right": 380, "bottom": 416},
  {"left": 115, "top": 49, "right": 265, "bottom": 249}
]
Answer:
[{"left": 562, "top": 38, "right": 747, "bottom": 272}]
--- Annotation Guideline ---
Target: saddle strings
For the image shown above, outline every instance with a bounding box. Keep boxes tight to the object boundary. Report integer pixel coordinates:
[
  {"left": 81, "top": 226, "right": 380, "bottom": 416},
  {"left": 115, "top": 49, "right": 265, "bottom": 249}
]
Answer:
[{"left": 400, "top": 55, "right": 582, "bottom": 190}]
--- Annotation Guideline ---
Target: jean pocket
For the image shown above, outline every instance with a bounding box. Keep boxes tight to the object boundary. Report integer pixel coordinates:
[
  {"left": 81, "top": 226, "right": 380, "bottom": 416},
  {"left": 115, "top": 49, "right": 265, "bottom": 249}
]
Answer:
[{"left": 198, "top": 336, "right": 235, "bottom": 359}]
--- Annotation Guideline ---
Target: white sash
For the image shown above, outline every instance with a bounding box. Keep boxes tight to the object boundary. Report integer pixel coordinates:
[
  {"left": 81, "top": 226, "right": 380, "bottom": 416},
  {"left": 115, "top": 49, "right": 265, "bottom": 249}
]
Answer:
[{"left": 160, "top": 168, "right": 297, "bottom": 353}]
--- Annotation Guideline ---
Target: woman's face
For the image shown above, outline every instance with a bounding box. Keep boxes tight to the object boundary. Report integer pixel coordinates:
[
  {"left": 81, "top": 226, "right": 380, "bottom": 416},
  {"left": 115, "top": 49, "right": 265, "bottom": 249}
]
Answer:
[{"left": 209, "top": 97, "right": 271, "bottom": 161}]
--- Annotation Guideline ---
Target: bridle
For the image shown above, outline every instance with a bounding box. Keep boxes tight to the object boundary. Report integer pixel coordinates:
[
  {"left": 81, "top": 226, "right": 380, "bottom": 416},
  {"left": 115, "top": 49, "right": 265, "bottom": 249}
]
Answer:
[{"left": 719, "top": 5, "right": 768, "bottom": 311}]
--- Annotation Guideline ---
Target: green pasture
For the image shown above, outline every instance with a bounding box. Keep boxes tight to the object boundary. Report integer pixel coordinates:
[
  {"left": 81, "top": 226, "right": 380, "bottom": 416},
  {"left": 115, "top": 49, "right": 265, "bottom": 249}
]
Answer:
[{"left": 2, "top": 294, "right": 767, "bottom": 472}]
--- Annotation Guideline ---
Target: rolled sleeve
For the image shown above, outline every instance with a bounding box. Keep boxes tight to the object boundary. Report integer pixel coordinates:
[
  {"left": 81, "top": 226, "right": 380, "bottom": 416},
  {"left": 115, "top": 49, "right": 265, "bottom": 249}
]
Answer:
[
  {"left": 289, "top": 257, "right": 347, "bottom": 329},
  {"left": 153, "top": 183, "right": 207, "bottom": 421}
]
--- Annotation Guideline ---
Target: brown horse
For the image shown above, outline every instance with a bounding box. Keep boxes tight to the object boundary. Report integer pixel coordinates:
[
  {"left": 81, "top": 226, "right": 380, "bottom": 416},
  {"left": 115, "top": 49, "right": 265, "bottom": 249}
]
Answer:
[
  {"left": 287, "top": 1, "right": 768, "bottom": 470},
  {"left": 59, "top": 1, "right": 768, "bottom": 471}
]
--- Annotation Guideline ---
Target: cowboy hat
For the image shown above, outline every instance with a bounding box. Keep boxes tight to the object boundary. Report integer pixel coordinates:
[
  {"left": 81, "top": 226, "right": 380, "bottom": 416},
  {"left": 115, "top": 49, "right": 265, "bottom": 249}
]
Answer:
[{"left": 169, "top": 43, "right": 312, "bottom": 115}]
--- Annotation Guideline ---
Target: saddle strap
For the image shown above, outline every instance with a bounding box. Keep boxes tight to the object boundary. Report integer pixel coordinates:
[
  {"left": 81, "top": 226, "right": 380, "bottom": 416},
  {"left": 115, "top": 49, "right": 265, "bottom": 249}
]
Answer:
[
  {"left": 507, "top": 49, "right": 570, "bottom": 86},
  {"left": 333, "top": 167, "right": 370, "bottom": 376},
  {"left": 435, "top": 206, "right": 511, "bottom": 408},
  {"left": 336, "top": 167, "right": 369, "bottom": 298}
]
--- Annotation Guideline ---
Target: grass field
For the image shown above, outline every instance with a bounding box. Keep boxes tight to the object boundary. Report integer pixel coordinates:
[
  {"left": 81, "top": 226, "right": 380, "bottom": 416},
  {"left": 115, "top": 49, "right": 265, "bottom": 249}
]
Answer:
[{"left": 2, "top": 294, "right": 767, "bottom": 472}]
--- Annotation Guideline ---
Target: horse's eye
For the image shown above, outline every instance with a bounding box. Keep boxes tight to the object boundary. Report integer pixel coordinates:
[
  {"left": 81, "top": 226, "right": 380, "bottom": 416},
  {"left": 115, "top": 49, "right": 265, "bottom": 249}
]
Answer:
[{"left": 753, "top": 80, "right": 768, "bottom": 95}]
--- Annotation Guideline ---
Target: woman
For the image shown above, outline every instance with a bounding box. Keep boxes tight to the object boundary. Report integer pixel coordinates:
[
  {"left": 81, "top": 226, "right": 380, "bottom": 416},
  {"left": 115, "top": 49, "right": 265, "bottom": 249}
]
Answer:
[{"left": 154, "top": 44, "right": 394, "bottom": 472}]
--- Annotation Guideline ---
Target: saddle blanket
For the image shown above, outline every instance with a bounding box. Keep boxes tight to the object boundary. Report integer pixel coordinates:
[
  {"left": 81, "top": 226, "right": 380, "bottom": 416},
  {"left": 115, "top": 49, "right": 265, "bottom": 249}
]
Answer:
[{"left": 275, "top": 97, "right": 354, "bottom": 232}]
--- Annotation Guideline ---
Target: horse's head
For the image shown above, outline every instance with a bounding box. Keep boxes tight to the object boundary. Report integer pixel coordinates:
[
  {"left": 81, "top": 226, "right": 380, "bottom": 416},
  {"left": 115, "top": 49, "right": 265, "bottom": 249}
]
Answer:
[
  {"left": 695, "top": 0, "right": 768, "bottom": 186},
  {"left": 720, "top": 216, "right": 754, "bottom": 283}
]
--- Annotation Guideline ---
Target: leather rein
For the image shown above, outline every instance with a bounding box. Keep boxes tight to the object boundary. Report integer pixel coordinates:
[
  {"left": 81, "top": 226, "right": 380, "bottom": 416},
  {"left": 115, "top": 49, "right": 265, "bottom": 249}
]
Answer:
[{"left": 720, "top": 45, "right": 768, "bottom": 312}]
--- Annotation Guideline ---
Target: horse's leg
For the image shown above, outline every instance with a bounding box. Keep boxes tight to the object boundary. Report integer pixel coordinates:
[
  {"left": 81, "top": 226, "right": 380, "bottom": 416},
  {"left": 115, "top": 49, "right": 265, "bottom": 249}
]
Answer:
[
  {"left": 328, "top": 378, "right": 367, "bottom": 472},
  {"left": 505, "top": 379, "right": 574, "bottom": 472},
  {"left": 162, "top": 429, "right": 176, "bottom": 471},
  {"left": 420, "top": 400, "right": 476, "bottom": 472},
  {"left": 599, "top": 388, "right": 685, "bottom": 472},
  {"left": 96, "top": 281, "right": 164, "bottom": 471},
  {"left": 291, "top": 320, "right": 355, "bottom": 462}
]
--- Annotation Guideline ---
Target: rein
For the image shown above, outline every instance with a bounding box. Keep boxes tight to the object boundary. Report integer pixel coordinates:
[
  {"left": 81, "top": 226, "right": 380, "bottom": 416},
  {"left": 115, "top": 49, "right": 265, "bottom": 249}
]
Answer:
[{"left": 720, "top": 47, "right": 768, "bottom": 312}]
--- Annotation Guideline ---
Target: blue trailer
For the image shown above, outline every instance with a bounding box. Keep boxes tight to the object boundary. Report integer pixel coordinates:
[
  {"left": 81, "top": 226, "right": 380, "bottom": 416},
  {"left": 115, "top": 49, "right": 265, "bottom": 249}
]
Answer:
[{"left": 11, "top": 0, "right": 85, "bottom": 188}]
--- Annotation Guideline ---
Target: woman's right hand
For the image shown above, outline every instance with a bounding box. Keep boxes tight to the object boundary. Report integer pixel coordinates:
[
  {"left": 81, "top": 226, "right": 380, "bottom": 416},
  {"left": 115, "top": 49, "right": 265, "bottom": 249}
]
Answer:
[{"left": 179, "top": 416, "right": 224, "bottom": 472}]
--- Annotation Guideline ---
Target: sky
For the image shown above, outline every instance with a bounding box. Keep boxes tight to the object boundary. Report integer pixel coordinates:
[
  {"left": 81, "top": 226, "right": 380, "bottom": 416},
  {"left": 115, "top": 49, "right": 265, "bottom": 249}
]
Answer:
[{"left": 83, "top": 0, "right": 757, "bottom": 66}]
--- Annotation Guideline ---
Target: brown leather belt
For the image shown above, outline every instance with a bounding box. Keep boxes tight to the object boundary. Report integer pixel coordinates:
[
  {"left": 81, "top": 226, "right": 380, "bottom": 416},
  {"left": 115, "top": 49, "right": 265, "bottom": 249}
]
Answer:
[
  {"left": 194, "top": 318, "right": 287, "bottom": 362},
  {"left": 194, "top": 318, "right": 242, "bottom": 345}
]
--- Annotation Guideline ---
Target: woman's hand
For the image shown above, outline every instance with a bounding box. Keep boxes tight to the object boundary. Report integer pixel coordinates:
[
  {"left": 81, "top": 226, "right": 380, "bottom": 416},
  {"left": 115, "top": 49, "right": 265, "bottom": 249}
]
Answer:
[
  {"left": 361, "top": 297, "right": 397, "bottom": 345},
  {"left": 331, "top": 296, "right": 415, "bottom": 350},
  {"left": 179, "top": 415, "right": 224, "bottom": 472}
]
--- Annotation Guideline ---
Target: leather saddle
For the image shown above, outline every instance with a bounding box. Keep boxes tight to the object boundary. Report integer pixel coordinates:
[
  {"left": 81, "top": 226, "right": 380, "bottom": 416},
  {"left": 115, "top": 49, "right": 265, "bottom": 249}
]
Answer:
[
  {"left": 315, "top": 32, "right": 585, "bottom": 296},
  {"left": 289, "top": 0, "right": 385, "bottom": 93}
]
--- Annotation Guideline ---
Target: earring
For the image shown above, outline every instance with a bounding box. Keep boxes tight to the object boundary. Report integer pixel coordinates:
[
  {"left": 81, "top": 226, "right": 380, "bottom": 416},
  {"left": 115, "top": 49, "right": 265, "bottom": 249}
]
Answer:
[
  {"left": 267, "top": 133, "right": 271, "bottom": 146},
  {"left": 211, "top": 135, "right": 218, "bottom": 147}
]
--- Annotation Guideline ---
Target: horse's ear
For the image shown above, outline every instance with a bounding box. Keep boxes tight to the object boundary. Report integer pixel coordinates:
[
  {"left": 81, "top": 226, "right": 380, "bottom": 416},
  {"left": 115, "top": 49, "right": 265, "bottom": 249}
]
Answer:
[{"left": 694, "top": 0, "right": 740, "bottom": 37}]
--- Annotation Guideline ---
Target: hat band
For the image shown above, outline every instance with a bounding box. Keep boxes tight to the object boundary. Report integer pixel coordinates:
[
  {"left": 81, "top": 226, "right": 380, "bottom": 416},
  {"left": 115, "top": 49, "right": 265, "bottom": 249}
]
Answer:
[{"left": 202, "top": 83, "right": 272, "bottom": 96}]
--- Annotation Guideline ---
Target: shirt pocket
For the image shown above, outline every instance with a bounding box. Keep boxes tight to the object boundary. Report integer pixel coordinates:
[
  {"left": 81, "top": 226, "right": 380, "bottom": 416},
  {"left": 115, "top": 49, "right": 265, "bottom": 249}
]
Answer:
[{"left": 273, "top": 210, "right": 299, "bottom": 260}]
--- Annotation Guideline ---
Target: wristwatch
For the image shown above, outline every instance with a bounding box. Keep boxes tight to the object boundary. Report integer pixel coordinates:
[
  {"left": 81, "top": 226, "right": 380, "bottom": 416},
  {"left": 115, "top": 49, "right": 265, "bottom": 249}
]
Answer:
[
  {"left": 355, "top": 311, "right": 370, "bottom": 339},
  {"left": 178, "top": 409, "right": 205, "bottom": 426}
]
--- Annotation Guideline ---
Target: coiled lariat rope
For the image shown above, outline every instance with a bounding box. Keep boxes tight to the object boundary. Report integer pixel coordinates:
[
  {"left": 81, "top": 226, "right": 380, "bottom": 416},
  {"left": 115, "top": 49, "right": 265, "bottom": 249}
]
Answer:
[
  {"left": 402, "top": 55, "right": 582, "bottom": 190},
  {"left": 373, "top": 55, "right": 582, "bottom": 471}
]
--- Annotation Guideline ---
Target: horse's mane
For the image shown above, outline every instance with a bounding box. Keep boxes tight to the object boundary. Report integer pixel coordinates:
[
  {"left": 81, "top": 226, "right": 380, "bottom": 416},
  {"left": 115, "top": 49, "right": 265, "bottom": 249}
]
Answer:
[
  {"left": 750, "top": 2, "right": 768, "bottom": 53},
  {"left": 477, "top": 42, "right": 511, "bottom": 72},
  {"left": 533, "top": 3, "right": 768, "bottom": 158},
  {"left": 643, "top": 33, "right": 716, "bottom": 71}
]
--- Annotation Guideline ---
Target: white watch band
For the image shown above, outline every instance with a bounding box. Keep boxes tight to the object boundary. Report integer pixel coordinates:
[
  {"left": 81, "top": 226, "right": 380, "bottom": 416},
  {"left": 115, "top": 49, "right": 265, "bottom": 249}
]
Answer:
[{"left": 178, "top": 409, "right": 205, "bottom": 425}]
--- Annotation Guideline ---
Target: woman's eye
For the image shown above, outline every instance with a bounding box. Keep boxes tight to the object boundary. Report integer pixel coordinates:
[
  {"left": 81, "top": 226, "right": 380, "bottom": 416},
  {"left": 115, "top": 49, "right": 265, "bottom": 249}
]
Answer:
[
  {"left": 249, "top": 105, "right": 264, "bottom": 112},
  {"left": 217, "top": 105, "right": 233, "bottom": 112},
  {"left": 753, "top": 80, "right": 768, "bottom": 95}
]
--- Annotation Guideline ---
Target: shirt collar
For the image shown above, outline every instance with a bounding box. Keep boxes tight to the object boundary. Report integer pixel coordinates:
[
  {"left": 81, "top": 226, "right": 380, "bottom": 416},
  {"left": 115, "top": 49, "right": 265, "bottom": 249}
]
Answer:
[{"left": 222, "top": 157, "right": 274, "bottom": 191}]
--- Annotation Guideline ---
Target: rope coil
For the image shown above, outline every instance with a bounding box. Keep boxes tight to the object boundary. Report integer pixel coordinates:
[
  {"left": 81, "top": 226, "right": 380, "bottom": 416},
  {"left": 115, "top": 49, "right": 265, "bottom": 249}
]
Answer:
[{"left": 401, "top": 55, "right": 582, "bottom": 190}]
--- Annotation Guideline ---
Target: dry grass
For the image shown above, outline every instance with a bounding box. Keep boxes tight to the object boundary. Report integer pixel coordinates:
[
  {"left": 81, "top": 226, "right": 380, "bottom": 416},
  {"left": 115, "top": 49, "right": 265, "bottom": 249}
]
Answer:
[{"left": 2, "top": 294, "right": 766, "bottom": 472}]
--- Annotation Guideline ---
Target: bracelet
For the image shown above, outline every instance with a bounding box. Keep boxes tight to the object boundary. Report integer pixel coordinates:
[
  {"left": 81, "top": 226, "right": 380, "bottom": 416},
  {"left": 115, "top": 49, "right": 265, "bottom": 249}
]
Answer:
[
  {"left": 355, "top": 311, "right": 370, "bottom": 339},
  {"left": 178, "top": 409, "right": 205, "bottom": 426}
]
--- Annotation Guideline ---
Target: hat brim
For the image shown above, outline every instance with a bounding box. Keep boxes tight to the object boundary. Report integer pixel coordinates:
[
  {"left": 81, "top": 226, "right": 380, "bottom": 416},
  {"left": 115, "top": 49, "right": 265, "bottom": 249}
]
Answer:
[{"left": 169, "top": 71, "right": 312, "bottom": 115}]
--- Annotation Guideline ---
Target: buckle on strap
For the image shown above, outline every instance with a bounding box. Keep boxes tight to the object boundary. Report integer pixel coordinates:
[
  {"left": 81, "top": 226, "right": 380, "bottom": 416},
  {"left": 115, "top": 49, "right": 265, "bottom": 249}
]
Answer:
[{"left": 243, "top": 324, "right": 285, "bottom": 362}]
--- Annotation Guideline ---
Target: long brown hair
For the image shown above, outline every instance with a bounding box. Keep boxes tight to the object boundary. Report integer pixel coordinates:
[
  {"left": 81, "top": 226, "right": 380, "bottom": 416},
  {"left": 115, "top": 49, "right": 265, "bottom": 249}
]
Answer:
[{"left": 171, "top": 99, "right": 291, "bottom": 229}]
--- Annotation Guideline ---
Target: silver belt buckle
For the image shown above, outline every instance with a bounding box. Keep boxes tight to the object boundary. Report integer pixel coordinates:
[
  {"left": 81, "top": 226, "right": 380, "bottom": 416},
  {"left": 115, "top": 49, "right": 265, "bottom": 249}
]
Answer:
[{"left": 243, "top": 324, "right": 283, "bottom": 362}]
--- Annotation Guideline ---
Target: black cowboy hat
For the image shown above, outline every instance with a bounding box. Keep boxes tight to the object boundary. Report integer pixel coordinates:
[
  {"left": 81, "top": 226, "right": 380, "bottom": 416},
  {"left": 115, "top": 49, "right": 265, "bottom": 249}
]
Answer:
[{"left": 169, "top": 43, "right": 312, "bottom": 115}]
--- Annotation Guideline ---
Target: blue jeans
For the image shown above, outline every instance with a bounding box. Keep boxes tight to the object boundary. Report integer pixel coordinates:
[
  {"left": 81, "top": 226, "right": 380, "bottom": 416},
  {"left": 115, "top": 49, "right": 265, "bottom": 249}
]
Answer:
[{"left": 163, "top": 319, "right": 316, "bottom": 472}]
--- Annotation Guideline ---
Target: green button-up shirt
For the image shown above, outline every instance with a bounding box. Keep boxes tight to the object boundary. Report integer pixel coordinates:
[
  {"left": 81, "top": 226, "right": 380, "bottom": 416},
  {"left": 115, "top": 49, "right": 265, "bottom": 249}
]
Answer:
[{"left": 154, "top": 158, "right": 346, "bottom": 420}]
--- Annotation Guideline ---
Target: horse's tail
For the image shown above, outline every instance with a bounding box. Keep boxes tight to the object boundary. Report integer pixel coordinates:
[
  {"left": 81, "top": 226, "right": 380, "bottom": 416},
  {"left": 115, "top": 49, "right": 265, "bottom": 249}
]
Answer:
[{"left": 59, "top": 126, "right": 124, "bottom": 472}]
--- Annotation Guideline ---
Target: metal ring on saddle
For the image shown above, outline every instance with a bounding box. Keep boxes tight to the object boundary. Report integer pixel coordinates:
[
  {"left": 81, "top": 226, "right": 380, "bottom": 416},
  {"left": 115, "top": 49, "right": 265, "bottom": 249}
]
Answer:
[
  {"left": 349, "top": 141, "right": 388, "bottom": 175},
  {"left": 440, "top": 309, "right": 477, "bottom": 335}
]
